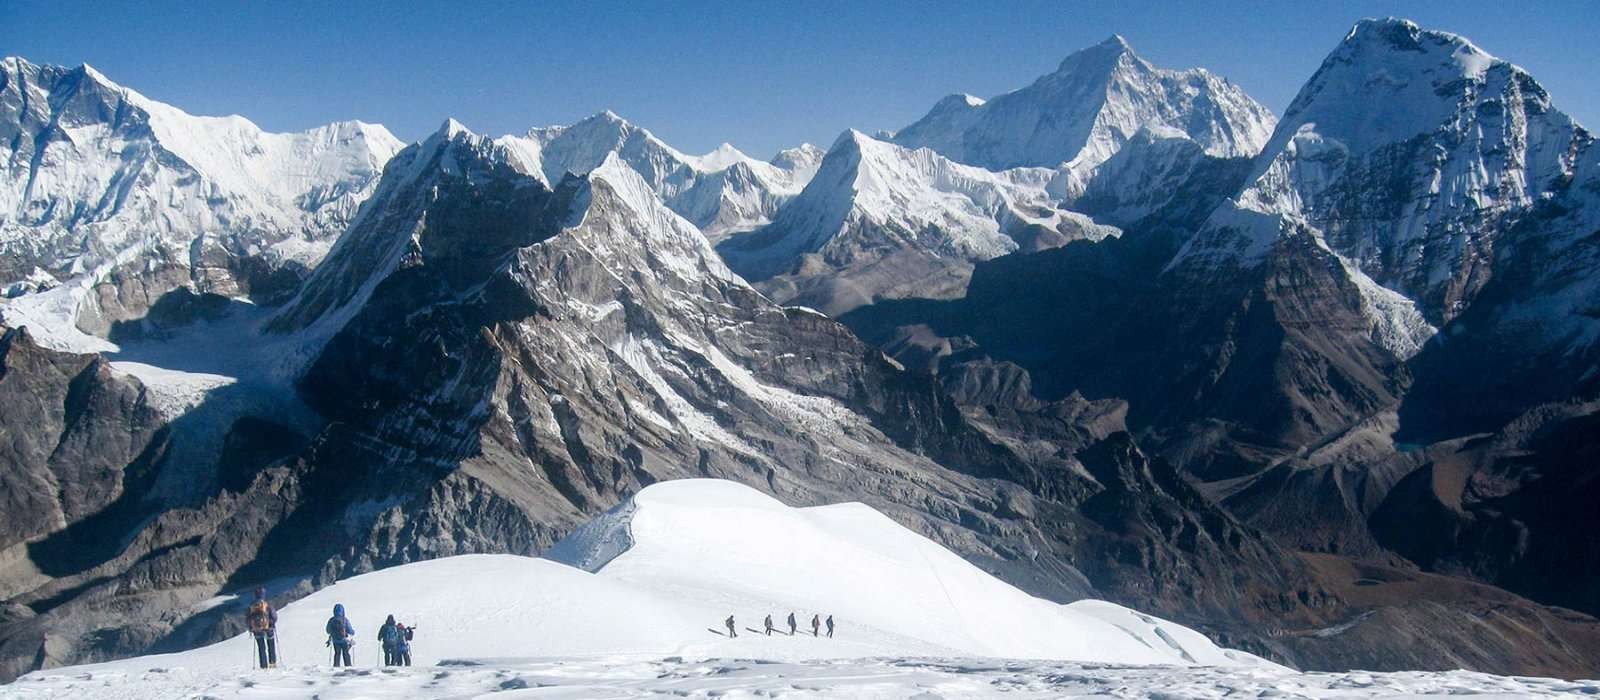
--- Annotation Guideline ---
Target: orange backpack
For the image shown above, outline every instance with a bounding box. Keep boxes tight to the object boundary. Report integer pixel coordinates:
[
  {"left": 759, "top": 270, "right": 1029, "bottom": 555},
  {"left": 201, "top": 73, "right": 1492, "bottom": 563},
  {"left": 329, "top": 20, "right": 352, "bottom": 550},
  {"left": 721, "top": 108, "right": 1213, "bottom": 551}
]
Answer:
[{"left": 247, "top": 600, "right": 272, "bottom": 633}]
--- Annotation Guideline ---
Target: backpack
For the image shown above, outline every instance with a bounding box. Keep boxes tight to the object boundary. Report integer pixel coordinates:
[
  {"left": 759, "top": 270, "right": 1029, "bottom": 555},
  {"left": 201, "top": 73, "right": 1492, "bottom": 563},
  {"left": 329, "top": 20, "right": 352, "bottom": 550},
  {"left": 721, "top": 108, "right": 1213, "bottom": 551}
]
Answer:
[
  {"left": 327, "top": 616, "right": 350, "bottom": 640},
  {"left": 247, "top": 601, "right": 272, "bottom": 633}
]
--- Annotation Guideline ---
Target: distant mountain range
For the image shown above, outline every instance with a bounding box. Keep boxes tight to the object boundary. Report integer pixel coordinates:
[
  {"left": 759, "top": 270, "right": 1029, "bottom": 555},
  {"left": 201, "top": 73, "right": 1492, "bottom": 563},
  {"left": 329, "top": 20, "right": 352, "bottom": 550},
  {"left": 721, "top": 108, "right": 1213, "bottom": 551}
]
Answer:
[{"left": 0, "top": 17, "right": 1596, "bottom": 683}]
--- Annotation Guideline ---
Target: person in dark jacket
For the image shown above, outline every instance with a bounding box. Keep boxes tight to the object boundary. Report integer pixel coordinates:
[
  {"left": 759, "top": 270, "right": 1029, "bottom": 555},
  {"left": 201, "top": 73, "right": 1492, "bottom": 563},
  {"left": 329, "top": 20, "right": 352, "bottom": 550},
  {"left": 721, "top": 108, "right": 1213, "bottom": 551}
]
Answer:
[
  {"left": 786, "top": 612, "right": 797, "bottom": 636},
  {"left": 825, "top": 615, "right": 834, "bottom": 638},
  {"left": 810, "top": 614, "right": 821, "bottom": 637},
  {"left": 244, "top": 587, "right": 278, "bottom": 669},
  {"left": 325, "top": 603, "right": 356, "bottom": 667},
  {"left": 763, "top": 614, "right": 775, "bottom": 636},
  {"left": 378, "top": 614, "right": 399, "bottom": 665},
  {"left": 724, "top": 615, "right": 737, "bottom": 638}
]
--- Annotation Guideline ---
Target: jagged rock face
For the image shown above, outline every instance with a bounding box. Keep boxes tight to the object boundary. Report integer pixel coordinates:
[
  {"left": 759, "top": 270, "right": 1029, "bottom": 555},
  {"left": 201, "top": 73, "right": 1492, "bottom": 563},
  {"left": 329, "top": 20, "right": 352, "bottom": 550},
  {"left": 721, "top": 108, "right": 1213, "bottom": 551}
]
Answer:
[
  {"left": 0, "top": 326, "right": 169, "bottom": 557},
  {"left": 1396, "top": 175, "right": 1600, "bottom": 439},
  {"left": 1371, "top": 401, "right": 1600, "bottom": 617},
  {"left": 717, "top": 130, "right": 1117, "bottom": 315},
  {"left": 0, "top": 57, "right": 402, "bottom": 332},
  {"left": 845, "top": 226, "right": 1412, "bottom": 480},
  {"left": 890, "top": 36, "right": 1277, "bottom": 171}
]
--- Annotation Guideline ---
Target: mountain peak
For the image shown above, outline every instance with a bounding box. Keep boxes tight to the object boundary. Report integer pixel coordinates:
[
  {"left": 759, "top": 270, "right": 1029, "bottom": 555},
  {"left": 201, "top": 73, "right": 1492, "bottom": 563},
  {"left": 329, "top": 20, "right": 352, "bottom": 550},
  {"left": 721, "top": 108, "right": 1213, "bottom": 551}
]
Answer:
[
  {"left": 595, "top": 108, "right": 630, "bottom": 126},
  {"left": 1057, "top": 33, "right": 1139, "bottom": 73},
  {"left": 1334, "top": 17, "right": 1496, "bottom": 77},
  {"left": 76, "top": 62, "right": 117, "bottom": 88},
  {"left": 435, "top": 117, "right": 474, "bottom": 140},
  {"left": 694, "top": 141, "right": 749, "bottom": 171},
  {"left": 1099, "top": 33, "right": 1133, "bottom": 50},
  {"left": 1344, "top": 17, "right": 1423, "bottom": 45}
]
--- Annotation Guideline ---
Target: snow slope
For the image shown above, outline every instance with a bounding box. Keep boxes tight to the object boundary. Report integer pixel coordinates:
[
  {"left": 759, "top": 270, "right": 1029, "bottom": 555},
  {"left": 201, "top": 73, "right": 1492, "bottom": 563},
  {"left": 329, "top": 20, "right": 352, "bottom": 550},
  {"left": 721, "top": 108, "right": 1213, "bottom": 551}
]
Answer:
[
  {"left": 548, "top": 479, "right": 1251, "bottom": 665},
  {"left": 13, "top": 480, "right": 1599, "bottom": 698},
  {"left": 19, "top": 480, "right": 1268, "bottom": 672}
]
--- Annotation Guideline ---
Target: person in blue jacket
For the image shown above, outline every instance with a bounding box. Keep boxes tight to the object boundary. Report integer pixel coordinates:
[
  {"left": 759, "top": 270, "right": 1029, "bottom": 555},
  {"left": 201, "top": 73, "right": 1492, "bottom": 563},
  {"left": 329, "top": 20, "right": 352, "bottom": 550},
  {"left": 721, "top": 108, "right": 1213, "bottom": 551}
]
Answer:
[{"left": 325, "top": 603, "right": 356, "bottom": 667}]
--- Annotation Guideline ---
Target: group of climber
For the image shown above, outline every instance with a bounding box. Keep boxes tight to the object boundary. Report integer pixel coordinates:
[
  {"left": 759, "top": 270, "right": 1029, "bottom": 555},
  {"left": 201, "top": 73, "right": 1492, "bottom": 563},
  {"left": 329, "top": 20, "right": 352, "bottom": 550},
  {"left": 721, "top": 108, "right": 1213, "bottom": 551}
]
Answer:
[
  {"left": 722, "top": 611, "right": 834, "bottom": 638},
  {"left": 243, "top": 588, "right": 415, "bottom": 669}
]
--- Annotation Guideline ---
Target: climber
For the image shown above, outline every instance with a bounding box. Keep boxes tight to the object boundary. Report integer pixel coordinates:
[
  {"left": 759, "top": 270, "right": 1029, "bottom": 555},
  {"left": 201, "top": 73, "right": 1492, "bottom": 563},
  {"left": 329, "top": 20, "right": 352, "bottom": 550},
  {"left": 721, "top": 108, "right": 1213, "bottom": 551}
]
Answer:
[
  {"left": 244, "top": 586, "right": 278, "bottom": 669},
  {"left": 378, "top": 614, "right": 399, "bottom": 665},
  {"left": 787, "top": 612, "right": 797, "bottom": 636},
  {"left": 393, "top": 621, "right": 414, "bottom": 666},
  {"left": 325, "top": 603, "right": 356, "bottom": 667}
]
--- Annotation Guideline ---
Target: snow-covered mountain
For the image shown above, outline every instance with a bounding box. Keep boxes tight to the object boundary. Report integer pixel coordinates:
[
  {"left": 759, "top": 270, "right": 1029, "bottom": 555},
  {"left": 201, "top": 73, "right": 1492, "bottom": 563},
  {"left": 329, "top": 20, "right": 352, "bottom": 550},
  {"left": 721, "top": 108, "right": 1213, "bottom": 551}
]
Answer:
[
  {"left": 891, "top": 35, "right": 1277, "bottom": 172},
  {"left": 1161, "top": 17, "right": 1599, "bottom": 436},
  {"left": 496, "top": 110, "right": 820, "bottom": 237},
  {"left": 718, "top": 129, "right": 1117, "bottom": 314},
  {"left": 0, "top": 57, "right": 403, "bottom": 334},
  {"left": 1173, "top": 19, "right": 1595, "bottom": 323}
]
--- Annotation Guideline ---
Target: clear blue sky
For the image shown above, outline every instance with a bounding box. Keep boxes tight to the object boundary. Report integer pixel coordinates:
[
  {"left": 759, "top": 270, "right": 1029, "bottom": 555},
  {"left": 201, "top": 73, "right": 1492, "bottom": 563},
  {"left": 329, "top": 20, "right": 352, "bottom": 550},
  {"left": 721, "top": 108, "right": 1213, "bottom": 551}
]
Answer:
[{"left": 6, "top": 0, "right": 1597, "bottom": 159}]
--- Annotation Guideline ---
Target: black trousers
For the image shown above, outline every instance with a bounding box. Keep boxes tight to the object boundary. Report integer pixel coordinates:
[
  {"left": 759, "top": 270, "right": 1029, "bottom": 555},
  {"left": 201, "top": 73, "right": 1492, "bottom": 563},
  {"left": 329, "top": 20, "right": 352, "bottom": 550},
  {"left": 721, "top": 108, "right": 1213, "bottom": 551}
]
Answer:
[
  {"left": 253, "top": 633, "right": 277, "bottom": 668},
  {"left": 396, "top": 648, "right": 412, "bottom": 666},
  {"left": 382, "top": 645, "right": 394, "bottom": 666},
  {"left": 332, "top": 643, "right": 352, "bottom": 667}
]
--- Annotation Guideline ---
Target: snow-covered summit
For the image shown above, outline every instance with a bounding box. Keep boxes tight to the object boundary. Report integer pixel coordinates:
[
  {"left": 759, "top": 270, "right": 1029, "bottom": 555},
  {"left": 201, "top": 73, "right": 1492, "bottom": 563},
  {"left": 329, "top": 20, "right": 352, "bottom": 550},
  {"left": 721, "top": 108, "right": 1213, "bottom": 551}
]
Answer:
[{"left": 890, "top": 36, "right": 1277, "bottom": 171}]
